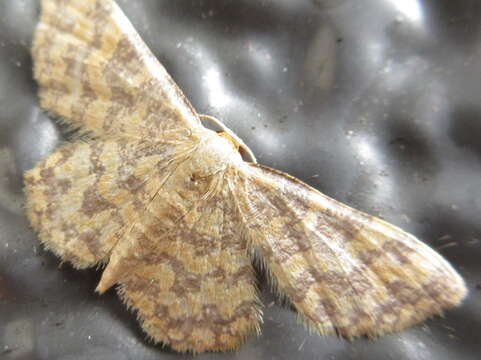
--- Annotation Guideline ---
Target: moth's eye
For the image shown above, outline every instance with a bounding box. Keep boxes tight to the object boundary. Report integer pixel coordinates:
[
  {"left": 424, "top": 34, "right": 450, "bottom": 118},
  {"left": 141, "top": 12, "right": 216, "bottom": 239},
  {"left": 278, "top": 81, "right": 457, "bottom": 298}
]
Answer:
[{"left": 189, "top": 174, "right": 202, "bottom": 185}]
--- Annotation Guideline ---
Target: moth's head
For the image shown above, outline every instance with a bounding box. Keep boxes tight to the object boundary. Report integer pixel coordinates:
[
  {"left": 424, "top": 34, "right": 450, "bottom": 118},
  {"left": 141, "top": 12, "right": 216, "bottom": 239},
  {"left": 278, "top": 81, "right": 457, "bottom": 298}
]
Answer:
[
  {"left": 199, "top": 114, "right": 257, "bottom": 163},
  {"left": 217, "top": 131, "right": 256, "bottom": 163},
  {"left": 188, "top": 130, "right": 244, "bottom": 179}
]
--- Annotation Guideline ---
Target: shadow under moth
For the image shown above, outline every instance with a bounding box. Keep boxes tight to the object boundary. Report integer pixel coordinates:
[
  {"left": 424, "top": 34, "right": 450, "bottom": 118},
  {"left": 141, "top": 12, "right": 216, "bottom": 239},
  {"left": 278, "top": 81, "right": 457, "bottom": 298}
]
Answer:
[{"left": 24, "top": 0, "right": 467, "bottom": 353}]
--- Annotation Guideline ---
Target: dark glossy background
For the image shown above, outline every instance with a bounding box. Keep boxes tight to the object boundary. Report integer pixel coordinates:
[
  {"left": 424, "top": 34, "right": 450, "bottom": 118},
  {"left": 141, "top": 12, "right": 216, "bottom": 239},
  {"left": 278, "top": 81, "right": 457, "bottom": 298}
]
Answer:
[{"left": 1, "top": 0, "right": 481, "bottom": 359}]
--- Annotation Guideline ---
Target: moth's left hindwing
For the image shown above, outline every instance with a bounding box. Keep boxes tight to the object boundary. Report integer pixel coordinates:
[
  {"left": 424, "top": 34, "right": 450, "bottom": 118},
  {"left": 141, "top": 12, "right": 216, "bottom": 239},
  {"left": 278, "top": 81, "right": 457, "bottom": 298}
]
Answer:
[
  {"left": 24, "top": 138, "right": 184, "bottom": 268},
  {"left": 234, "top": 163, "right": 467, "bottom": 338}
]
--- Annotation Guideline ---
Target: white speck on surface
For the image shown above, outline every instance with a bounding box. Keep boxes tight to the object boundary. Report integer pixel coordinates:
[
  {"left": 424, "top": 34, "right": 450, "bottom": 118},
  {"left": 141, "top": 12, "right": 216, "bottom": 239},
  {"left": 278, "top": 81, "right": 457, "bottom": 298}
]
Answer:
[
  {"left": 298, "top": 339, "right": 306, "bottom": 351},
  {"left": 436, "top": 242, "right": 458, "bottom": 250},
  {"left": 468, "top": 238, "right": 480, "bottom": 246},
  {"left": 437, "top": 234, "right": 452, "bottom": 241}
]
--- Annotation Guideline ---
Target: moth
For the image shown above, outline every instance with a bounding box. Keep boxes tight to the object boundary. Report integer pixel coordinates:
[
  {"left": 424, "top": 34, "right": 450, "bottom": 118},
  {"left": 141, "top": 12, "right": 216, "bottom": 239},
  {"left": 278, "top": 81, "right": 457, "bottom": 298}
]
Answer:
[{"left": 25, "top": 0, "right": 467, "bottom": 353}]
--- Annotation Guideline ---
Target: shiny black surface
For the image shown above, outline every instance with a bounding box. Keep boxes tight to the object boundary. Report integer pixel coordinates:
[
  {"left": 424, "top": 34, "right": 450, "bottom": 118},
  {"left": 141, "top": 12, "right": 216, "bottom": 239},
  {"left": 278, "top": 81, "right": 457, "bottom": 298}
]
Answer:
[{"left": 1, "top": 0, "right": 480, "bottom": 359}]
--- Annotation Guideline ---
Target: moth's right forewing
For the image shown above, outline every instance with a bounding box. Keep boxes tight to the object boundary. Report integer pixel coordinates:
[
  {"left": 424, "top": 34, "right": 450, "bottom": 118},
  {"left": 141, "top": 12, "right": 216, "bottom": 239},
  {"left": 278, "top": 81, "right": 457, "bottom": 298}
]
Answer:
[{"left": 233, "top": 163, "right": 467, "bottom": 338}]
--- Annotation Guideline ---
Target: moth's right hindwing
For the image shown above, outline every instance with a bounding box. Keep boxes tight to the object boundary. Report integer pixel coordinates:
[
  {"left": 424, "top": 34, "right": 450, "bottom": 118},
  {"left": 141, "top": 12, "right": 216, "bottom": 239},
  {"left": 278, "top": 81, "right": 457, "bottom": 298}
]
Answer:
[{"left": 235, "top": 163, "right": 467, "bottom": 337}]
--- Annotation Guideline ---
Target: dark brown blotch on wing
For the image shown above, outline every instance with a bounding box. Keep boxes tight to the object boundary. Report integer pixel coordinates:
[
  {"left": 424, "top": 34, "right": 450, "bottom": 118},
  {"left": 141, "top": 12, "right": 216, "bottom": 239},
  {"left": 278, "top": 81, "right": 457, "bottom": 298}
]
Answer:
[{"left": 81, "top": 186, "right": 115, "bottom": 217}]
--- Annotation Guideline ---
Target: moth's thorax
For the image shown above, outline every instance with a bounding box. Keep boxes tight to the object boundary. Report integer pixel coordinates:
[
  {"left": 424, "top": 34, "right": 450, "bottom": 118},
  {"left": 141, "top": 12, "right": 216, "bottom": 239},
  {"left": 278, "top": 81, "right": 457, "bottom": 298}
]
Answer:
[{"left": 188, "top": 129, "right": 244, "bottom": 176}]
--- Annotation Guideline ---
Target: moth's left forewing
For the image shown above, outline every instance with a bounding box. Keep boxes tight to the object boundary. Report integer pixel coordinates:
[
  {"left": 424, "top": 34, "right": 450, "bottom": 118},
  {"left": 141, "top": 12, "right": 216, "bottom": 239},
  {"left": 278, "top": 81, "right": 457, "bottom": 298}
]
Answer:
[
  {"left": 33, "top": 0, "right": 201, "bottom": 138},
  {"left": 232, "top": 163, "right": 467, "bottom": 338}
]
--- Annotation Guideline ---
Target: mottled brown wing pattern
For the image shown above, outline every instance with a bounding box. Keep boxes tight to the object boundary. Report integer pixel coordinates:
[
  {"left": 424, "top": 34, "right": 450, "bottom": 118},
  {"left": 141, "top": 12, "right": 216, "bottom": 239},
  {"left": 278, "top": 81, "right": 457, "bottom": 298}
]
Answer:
[
  {"left": 94, "top": 167, "right": 262, "bottom": 353},
  {"left": 26, "top": 0, "right": 468, "bottom": 354},
  {"left": 233, "top": 163, "right": 467, "bottom": 338},
  {"left": 24, "top": 135, "right": 195, "bottom": 269},
  {"left": 33, "top": 0, "right": 201, "bottom": 138}
]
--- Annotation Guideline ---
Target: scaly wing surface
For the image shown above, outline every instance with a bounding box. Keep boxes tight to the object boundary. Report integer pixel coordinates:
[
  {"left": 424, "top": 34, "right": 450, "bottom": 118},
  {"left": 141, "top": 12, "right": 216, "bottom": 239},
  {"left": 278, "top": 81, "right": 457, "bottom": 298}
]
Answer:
[
  {"left": 95, "top": 168, "right": 262, "bottom": 352},
  {"left": 33, "top": 0, "right": 201, "bottom": 138},
  {"left": 24, "top": 136, "right": 193, "bottom": 268},
  {"left": 233, "top": 163, "right": 466, "bottom": 337}
]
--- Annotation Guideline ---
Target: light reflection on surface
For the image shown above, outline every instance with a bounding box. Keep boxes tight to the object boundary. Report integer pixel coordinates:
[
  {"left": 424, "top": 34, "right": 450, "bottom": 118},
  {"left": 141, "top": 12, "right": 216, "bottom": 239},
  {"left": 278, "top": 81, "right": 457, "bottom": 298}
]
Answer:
[
  {"left": 394, "top": 334, "right": 432, "bottom": 360},
  {"left": 246, "top": 39, "right": 275, "bottom": 76},
  {"left": 203, "top": 67, "right": 230, "bottom": 109},
  {"left": 250, "top": 127, "right": 280, "bottom": 158},
  {"left": 28, "top": 108, "right": 58, "bottom": 161},
  {"left": 356, "top": 137, "right": 377, "bottom": 163},
  {"left": 352, "top": 136, "right": 394, "bottom": 201},
  {"left": 382, "top": 57, "right": 428, "bottom": 92},
  {"left": 365, "top": 40, "right": 385, "bottom": 70},
  {"left": 388, "top": 0, "right": 424, "bottom": 23}
]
